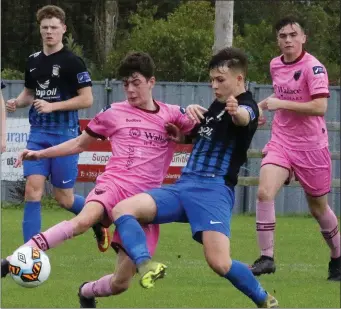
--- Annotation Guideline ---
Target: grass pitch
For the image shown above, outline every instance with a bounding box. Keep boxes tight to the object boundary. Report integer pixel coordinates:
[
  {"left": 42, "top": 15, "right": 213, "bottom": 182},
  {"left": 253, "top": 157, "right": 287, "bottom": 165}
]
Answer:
[{"left": 1, "top": 208, "right": 340, "bottom": 308}]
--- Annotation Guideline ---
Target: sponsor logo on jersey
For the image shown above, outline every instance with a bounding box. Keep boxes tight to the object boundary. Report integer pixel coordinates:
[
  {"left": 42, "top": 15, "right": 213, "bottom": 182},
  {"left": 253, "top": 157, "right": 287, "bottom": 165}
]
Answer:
[
  {"left": 36, "top": 80, "right": 58, "bottom": 99},
  {"left": 126, "top": 119, "right": 141, "bottom": 122},
  {"left": 239, "top": 105, "right": 256, "bottom": 120},
  {"left": 77, "top": 71, "right": 91, "bottom": 84},
  {"left": 313, "top": 66, "right": 325, "bottom": 75}
]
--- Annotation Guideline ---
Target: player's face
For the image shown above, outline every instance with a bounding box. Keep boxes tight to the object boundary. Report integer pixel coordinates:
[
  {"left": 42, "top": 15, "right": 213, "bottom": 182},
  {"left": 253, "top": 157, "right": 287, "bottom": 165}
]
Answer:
[
  {"left": 40, "top": 17, "right": 66, "bottom": 47},
  {"left": 277, "top": 23, "right": 306, "bottom": 58},
  {"left": 210, "top": 67, "right": 243, "bottom": 103},
  {"left": 123, "top": 73, "right": 155, "bottom": 107}
]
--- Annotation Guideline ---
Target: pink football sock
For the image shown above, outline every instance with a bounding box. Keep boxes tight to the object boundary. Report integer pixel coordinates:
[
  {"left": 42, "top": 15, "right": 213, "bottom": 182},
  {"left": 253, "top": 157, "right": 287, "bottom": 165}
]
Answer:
[
  {"left": 256, "top": 200, "right": 276, "bottom": 257},
  {"left": 81, "top": 274, "right": 114, "bottom": 298},
  {"left": 316, "top": 206, "right": 340, "bottom": 259},
  {"left": 7, "top": 221, "right": 74, "bottom": 260}
]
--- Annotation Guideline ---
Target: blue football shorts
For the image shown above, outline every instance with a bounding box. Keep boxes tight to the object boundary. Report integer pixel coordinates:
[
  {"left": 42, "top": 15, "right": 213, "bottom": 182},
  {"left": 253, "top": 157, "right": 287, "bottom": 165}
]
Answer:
[
  {"left": 146, "top": 173, "right": 235, "bottom": 243},
  {"left": 23, "top": 131, "right": 79, "bottom": 189}
]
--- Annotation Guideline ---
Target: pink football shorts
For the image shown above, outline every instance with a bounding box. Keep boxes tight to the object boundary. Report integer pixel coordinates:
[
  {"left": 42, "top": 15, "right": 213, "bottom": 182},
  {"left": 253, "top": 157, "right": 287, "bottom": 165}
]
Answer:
[
  {"left": 85, "top": 182, "right": 160, "bottom": 256},
  {"left": 261, "top": 141, "right": 332, "bottom": 197}
]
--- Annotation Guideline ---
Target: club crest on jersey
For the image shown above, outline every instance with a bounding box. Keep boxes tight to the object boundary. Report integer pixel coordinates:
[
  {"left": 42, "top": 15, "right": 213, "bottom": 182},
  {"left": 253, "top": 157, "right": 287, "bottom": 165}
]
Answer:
[
  {"left": 52, "top": 65, "right": 60, "bottom": 77},
  {"left": 312, "top": 66, "right": 325, "bottom": 75},
  {"left": 293, "top": 70, "right": 301, "bottom": 81}
]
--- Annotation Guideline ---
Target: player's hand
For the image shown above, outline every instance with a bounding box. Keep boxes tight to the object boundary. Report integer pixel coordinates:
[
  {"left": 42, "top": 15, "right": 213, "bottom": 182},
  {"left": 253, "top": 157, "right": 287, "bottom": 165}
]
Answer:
[
  {"left": 165, "top": 123, "right": 184, "bottom": 143},
  {"left": 6, "top": 98, "right": 18, "bottom": 113},
  {"left": 266, "top": 97, "right": 283, "bottom": 111},
  {"left": 225, "top": 96, "right": 239, "bottom": 116},
  {"left": 33, "top": 99, "right": 54, "bottom": 114},
  {"left": 15, "top": 149, "right": 41, "bottom": 168},
  {"left": 258, "top": 106, "right": 267, "bottom": 126},
  {"left": 186, "top": 104, "right": 208, "bottom": 124}
]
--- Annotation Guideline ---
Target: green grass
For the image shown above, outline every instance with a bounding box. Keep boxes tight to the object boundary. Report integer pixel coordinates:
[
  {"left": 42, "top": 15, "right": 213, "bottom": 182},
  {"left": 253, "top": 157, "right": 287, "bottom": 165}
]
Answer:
[{"left": 1, "top": 208, "right": 340, "bottom": 308}]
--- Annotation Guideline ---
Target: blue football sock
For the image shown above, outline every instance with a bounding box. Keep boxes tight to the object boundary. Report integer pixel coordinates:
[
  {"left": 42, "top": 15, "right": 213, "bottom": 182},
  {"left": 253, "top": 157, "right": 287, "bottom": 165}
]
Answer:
[
  {"left": 114, "top": 215, "right": 151, "bottom": 265},
  {"left": 67, "top": 195, "right": 85, "bottom": 215},
  {"left": 224, "top": 260, "right": 268, "bottom": 306},
  {"left": 22, "top": 201, "right": 41, "bottom": 242}
]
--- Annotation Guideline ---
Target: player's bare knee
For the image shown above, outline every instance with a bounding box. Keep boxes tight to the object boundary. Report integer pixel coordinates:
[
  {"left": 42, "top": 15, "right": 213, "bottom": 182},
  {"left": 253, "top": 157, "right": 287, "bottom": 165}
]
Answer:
[
  {"left": 206, "top": 254, "right": 232, "bottom": 276},
  {"left": 25, "top": 178, "right": 45, "bottom": 201},
  {"left": 308, "top": 201, "right": 327, "bottom": 218},
  {"left": 306, "top": 194, "right": 328, "bottom": 218},
  {"left": 257, "top": 186, "right": 274, "bottom": 202}
]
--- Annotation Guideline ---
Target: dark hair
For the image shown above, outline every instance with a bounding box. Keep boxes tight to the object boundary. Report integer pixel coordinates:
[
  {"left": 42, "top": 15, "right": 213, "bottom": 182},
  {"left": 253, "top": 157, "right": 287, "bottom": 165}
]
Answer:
[
  {"left": 275, "top": 16, "right": 305, "bottom": 33},
  {"left": 209, "top": 47, "right": 248, "bottom": 77},
  {"left": 117, "top": 52, "right": 155, "bottom": 80},
  {"left": 36, "top": 5, "right": 66, "bottom": 24}
]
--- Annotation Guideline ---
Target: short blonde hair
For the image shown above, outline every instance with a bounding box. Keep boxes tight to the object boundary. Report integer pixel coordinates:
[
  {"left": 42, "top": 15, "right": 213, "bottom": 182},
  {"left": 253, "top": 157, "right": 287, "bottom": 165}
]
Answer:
[{"left": 36, "top": 5, "right": 66, "bottom": 24}]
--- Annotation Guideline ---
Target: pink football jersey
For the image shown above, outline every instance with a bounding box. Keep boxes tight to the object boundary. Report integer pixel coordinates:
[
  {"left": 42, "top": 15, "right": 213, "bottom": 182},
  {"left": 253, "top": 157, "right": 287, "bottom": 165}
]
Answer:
[
  {"left": 270, "top": 51, "right": 330, "bottom": 150},
  {"left": 85, "top": 100, "right": 194, "bottom": 194}
]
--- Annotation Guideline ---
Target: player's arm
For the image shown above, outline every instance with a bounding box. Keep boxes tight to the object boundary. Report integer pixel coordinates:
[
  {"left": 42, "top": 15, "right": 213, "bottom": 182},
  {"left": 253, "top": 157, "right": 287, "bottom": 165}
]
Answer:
[
  {"left": 16, "top": 107, "right": 114, "bottom": 167},
  {"left": 6, "top": 88, "right": 35, "bottom": 113},
  {"left": 258, "top": 93, "right": 275, "bottom": 110},
  {"left": 167, "top": 105, "right": 197, "bottom": 143},
  {"left": 273, "top": 97, "right": 327, "bottom": 116},
  {"left": 266, "top": 63, "right": 329, "bottom": 116},
  {"left": 41, "top": 130, "right": 94, "bottom": 158},
  {"left": 48, "top": 86, "right": 93, "bottom": 112},
  {"left": 16, "top": 88, "right": 35, "bottom": 108},
  {"left": 15, "top": 131, "right": 95, "bottom": 167},
  {"left": 226, "top": 96, "right": 258, "bottom": 127},
  {"left": 16, "top": 131, "right": 95, "bottom": 167}
]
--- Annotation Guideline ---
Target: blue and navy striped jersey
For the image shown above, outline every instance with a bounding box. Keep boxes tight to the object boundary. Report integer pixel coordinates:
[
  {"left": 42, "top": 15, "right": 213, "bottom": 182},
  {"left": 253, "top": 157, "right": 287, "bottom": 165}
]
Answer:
[
  {"left": 182, "top": 91, "right": 259, "bottom": 187},
  {"left": 25, "top": 47, "right": 92, "bottom": 136}
]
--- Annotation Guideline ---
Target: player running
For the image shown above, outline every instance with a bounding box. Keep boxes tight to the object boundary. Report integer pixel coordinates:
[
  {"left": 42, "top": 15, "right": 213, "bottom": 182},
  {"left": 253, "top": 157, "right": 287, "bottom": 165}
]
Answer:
[
  {"left": 99, "top": 48, "right": 279, "bottom": 308},
  {"left": 250, "top": 17, "right": 340, "bottom": 281},
  {"left": 5, "top": 5, "right": 108, "bottom": 250},
  {"left": 1, "top": 51, "right": 194, "bottom": 306}
]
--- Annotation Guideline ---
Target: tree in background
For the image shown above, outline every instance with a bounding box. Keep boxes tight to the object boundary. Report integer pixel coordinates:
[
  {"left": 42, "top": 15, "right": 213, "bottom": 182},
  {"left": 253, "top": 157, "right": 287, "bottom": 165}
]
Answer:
[
  {"left": 107, "top": 1, "right": 215, "bottom": 82},
  {"left": 212, "top": 0, "right": 234, "bottom": 54},
  {"left": 1, "top": 0, "right": 339, "bottom": 84}
]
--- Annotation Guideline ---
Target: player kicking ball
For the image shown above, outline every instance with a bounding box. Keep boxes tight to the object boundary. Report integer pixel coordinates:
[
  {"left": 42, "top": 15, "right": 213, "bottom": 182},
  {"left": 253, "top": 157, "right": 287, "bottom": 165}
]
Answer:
[
  {"left": 1, "top": 52, "right": 194, "bottom": 308},
  {"left": 109, "top": 47, "right": 279, "bottom": 308}
]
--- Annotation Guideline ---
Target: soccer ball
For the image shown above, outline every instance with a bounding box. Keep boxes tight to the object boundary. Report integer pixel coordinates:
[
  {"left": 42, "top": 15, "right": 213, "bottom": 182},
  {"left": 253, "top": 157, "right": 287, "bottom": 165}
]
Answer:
[{"left": 9, "top": 246, "right": 51, "bottom": 288}]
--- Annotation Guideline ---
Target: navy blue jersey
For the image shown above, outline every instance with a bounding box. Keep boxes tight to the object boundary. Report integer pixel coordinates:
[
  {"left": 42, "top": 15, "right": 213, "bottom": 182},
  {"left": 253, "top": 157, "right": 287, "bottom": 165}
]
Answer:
[
  {"left": 25, "top": 47, "right": 92, "bottom": 135},
  {"left": 182, "top": 91, "right": 259, "bottom": 187},
  {"left": 1, "top": 81, "right": 5, "bottom": 89}
]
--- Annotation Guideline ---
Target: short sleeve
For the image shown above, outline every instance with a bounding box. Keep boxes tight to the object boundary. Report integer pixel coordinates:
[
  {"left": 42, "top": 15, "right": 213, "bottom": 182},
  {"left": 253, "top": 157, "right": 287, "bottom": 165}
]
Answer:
[
  {"left": 85, "top": 105, "right": 115, "bottom": 140},
  {"left": 24, "top": 59, "right": 35, "bottom": 90},
  {"left": 305, "top": 62, "right": 330, "bottom": 99},
  {"left": 239, "top": 100, "right": 259, "bottom": 124},
  {"left": 170, "top": 105, "right": 195, "bottom": 134},
  {"left": 66, "top": 56, "right": 92, "bottom": 91}
]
